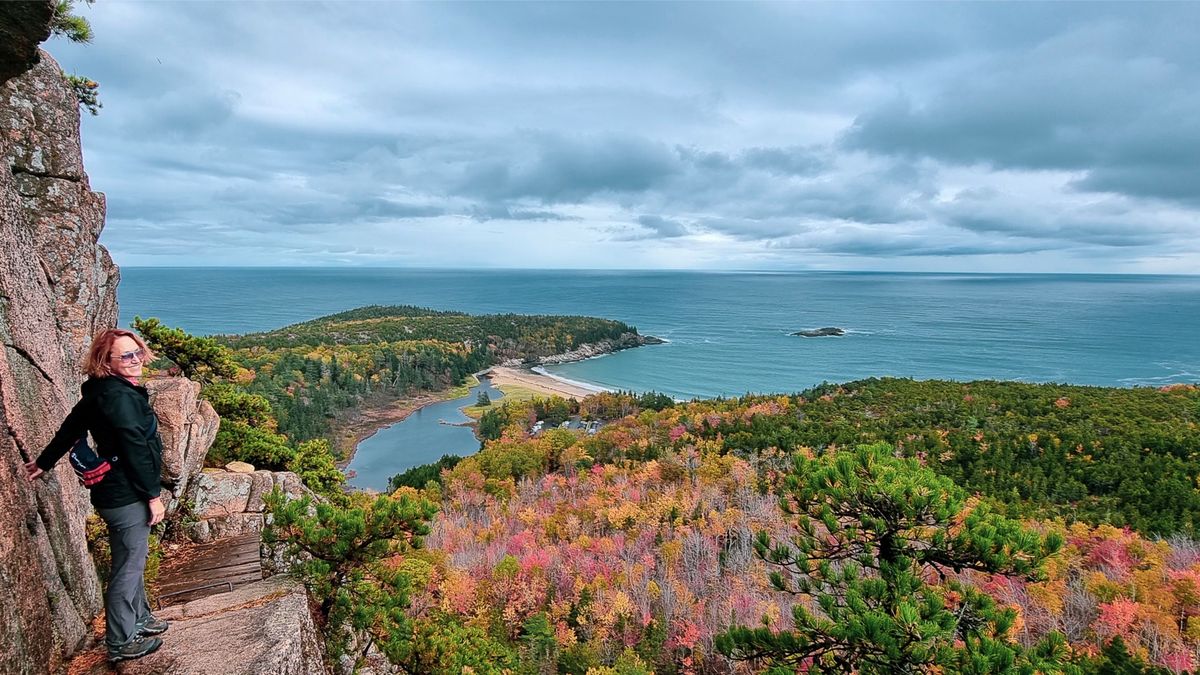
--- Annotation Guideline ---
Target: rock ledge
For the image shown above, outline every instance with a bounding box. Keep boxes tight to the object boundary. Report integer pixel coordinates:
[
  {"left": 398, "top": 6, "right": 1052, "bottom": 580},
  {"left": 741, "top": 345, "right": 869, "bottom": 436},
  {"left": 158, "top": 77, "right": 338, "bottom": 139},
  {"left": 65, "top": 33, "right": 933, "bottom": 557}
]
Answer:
[{"left": 117, "top": 576, "right": 327, "bottom": 675}]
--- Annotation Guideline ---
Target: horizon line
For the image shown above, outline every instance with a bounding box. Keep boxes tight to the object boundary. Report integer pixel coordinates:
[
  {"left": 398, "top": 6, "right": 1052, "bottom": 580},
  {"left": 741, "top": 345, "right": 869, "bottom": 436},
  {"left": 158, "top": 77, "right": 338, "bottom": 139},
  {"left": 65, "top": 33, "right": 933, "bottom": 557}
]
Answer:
[{"left": 116, "top": 265, "right": 1200, "bottom": 278}]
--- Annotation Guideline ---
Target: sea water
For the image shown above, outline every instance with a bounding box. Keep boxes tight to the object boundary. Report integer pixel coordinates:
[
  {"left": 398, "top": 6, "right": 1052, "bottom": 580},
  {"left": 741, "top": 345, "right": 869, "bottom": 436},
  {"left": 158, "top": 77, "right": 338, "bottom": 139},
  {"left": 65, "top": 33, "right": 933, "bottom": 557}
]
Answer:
[{"left": 120, "top": 268, "right": 1200, "bottom": 399}]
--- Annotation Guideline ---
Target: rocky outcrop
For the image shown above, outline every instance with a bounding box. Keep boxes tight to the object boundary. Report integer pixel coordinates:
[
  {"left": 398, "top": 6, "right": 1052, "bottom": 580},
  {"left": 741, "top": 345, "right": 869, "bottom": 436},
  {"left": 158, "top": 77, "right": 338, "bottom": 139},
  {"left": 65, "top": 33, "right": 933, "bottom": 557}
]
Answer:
[
  {"left": 146, "top": 377, "right": 220, "bottom": 510},
  {"left": 4, "top": 57, "right": 118, "bottom": 367},
  {"left": 0, "top": 2, "right": 53, "bottom": 84},
  {"left": 0, "top": 41, "right": 117, "bottom": 674},
  {"left": 511, "top": 331, "right": 665, "bottom": 367},
  {"left": 116, "top": 576, "right": 329, "bottom": 675},
  {"left": 792, "top": 327, "right": 846, "bottom": 338},
  {"left": 188, "top": 468, "right": 315, "bottom": 544},
  {"left": 0, "top": 20, "right": 323, "bottom": 675}
]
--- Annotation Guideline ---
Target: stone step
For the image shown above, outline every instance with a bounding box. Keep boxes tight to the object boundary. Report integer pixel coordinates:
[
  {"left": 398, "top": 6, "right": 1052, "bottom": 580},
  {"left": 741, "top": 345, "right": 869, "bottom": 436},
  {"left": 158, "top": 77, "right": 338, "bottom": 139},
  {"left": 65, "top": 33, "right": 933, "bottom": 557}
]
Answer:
[{"left": 117, "top": 576, "right": 327, "bottom": 675}]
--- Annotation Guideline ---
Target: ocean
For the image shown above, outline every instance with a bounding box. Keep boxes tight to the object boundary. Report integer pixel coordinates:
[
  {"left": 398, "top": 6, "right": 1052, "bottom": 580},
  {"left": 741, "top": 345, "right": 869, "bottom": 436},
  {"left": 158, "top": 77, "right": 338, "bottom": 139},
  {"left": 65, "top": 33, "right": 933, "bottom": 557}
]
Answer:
[{"left": 118, "top": 268, "right": 1200, "bottom": 399}]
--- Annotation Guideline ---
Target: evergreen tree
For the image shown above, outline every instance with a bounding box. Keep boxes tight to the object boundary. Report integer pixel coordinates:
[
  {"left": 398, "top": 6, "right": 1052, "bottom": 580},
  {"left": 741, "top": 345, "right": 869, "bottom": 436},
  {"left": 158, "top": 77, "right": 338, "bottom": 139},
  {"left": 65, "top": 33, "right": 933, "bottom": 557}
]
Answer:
[
  {"left": 287, "top": 439, "right": 347, "bottom": 505},
  {"left": 387, "top": 454, "right": 462, "bottom": 492},
  {"left": 202, "top": 383, "right": 275, "bottom": 428},
  {"left": 50, "top": 0, "right": 93, "bottom": 43},
  {"left": 264, "top": 488, "right": 437, "bottom": 666},
  {"left": 206, "top": 419, "right": 293, "bottom": 469},
  {"left": 716, "top": 443, "right": 1068, "bottom": 673},
  {"left": 478, "top": 406, "right": 510, "bottom": 442},
  {"left": 133, "top": 316, "right": 238, "bottom": 383}
]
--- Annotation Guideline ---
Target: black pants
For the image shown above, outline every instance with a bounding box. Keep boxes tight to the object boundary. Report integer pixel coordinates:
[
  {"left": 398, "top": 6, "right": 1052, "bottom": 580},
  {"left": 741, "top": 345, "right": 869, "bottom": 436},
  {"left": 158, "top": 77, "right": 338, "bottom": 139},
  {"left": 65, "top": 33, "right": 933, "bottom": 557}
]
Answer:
[{"left": 95, "top": 501, "right": 153, "bottom": 647}]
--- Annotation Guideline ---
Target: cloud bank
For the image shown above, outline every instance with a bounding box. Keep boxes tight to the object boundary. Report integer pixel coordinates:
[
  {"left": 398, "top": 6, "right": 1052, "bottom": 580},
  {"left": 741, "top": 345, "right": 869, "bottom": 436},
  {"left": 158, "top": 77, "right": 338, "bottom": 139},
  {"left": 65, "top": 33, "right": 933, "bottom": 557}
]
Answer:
[{"left": 49, "top": 2, "right": 1200, "bottom": 272}]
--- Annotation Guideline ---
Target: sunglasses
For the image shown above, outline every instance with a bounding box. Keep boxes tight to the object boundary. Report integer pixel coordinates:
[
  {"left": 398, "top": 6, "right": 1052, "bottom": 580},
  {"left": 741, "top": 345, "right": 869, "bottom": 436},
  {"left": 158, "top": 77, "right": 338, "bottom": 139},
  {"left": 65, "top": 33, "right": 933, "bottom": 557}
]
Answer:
[{"left": 111, "top": 348, "right": 145, "bottom": 364}]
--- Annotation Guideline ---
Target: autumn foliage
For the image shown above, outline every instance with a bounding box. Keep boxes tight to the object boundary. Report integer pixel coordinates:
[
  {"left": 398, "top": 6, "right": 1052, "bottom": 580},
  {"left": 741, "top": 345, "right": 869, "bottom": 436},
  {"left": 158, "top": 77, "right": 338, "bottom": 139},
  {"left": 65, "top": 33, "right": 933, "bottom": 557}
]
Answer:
[{"left": 398, "top": 381, "right": 1200, "bottom": 672}]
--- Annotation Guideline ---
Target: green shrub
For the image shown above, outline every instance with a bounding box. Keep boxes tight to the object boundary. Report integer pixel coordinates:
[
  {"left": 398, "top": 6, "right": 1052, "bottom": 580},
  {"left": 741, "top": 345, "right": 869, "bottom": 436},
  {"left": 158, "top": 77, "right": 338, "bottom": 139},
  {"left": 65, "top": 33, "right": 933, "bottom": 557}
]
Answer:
[
  {"left": 287, "top": 438, "right": 347, "bottom": 505},
  {"left": 207, "top": 420, "right": 294, "bottom": 469},
  {"left": 264, "top": 488, "right": 437, "bottom": 666}
]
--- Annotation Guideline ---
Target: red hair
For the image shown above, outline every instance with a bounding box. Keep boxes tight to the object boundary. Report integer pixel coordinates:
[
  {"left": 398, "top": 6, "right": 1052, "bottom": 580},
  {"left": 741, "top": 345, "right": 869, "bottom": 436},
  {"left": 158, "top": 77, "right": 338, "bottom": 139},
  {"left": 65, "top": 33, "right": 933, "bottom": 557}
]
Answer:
[{"left": 83, "top": 329, "right": 154, "bottom": 378}]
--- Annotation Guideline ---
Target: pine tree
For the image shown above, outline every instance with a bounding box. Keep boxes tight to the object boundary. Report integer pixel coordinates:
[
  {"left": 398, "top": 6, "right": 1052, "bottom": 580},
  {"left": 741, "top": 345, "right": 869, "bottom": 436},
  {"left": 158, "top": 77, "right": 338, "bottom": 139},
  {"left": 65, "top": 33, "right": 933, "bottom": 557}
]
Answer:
[
  {"left": 133, "top": 316, "right": 238, "bottom": 383},
  {"left": 264, "top": 488, "right": 437, "bottom": 666},
  {"left": 286, "top": 439, "right": 347, "bottom": 505},
  {"left": 716, "top": 443, "right": 1068, "bottom": 673}
]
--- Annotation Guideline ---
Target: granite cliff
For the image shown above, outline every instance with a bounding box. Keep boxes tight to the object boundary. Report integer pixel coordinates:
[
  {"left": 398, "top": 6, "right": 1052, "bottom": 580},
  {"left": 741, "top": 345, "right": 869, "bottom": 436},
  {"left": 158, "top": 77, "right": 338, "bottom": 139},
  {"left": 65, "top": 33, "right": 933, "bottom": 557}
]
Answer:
[
  {"left": 0, "top": 11, "right": 327, "bottom": 673},
  {"left": 0, "top": 4, "right": 118, "bottom": 671}
]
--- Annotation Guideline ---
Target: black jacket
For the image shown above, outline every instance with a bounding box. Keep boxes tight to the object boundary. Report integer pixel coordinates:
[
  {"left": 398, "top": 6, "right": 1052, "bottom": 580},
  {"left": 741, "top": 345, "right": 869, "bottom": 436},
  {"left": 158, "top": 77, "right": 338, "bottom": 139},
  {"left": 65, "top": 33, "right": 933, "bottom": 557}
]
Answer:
[{"left": 36, "top": 376, "right": 164, "bottom": 509}]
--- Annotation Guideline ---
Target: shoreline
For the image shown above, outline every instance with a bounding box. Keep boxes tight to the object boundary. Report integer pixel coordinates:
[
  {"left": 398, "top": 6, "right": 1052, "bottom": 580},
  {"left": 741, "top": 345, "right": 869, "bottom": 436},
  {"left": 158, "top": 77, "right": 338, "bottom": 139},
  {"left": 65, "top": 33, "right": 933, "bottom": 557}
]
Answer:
[
  {"left": 333, "top": 390, "right": 457, "bottom": 469},
  {"left": 336, "top": 353, "right": 629, "bottom": 469},
  {"left": 486, "top": 365, "right": 608, "bottom": 399},
  {"left": 336, "top": 334, "right": 661, "bottom": 469}
]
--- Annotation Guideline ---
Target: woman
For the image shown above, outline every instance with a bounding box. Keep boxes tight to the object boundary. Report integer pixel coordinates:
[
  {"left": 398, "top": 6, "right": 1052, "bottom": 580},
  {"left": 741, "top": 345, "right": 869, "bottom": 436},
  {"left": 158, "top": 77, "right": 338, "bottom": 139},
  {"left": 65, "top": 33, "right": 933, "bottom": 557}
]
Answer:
[{"left": 24, "top": 328, "right": 169, "bottom": 663}]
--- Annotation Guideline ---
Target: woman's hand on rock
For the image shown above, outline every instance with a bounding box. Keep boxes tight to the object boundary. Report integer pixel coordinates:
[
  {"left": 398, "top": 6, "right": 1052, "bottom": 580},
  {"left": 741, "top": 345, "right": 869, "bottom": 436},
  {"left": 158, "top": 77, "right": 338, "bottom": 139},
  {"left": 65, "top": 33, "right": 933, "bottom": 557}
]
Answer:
[
  {"left": 148, "top": 497, "right": 166, "bottom": 526},
  {"left": 23, "top": 461, "right": 44, "bottom": 481}
]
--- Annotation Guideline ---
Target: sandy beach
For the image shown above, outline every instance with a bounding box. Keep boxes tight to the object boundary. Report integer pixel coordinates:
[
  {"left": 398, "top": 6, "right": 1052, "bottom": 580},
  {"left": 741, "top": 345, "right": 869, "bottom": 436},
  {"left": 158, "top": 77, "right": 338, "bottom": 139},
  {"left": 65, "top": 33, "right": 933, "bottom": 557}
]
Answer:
[{"left": 485, "top": 365, "right": 605, "bottom": 399}]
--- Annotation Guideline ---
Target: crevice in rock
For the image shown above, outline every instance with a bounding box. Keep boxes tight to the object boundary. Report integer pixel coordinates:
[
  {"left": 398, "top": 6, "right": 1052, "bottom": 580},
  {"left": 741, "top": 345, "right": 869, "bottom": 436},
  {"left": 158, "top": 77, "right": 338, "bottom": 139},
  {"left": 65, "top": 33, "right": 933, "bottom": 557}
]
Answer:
[
  {"left": 39, "top": 257, "right": 57, "bottom": 289},
  {"left": 11, "top": 165, "right": 80, "bottom": 182},
  {"left": 4, "top": 342, "right": 55, "bottom": 384},
  {"left": 0, "top": 405, "right": 33, "bottom": 463},
  {"left": 35, "top": 487, "right": 93, "bottom": 625}
]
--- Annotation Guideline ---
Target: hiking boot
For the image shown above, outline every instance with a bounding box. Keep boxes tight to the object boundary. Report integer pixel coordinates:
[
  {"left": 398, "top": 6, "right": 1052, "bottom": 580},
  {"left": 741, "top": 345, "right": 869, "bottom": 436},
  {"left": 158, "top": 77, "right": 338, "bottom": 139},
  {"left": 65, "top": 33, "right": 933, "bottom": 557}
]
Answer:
[
  {"left": 137, "top": 615, "right": 170, "bottom": 636},
  {"left": 107, "top": 635, "right": 162, "bottom": 663}
]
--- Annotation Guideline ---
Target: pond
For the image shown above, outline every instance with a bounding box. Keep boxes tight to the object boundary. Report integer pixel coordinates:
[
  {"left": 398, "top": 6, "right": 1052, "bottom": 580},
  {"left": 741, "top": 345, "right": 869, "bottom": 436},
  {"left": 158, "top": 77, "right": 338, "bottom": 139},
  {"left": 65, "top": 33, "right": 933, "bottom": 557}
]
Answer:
[{"left": 344, "top": 378, "right": 504, "bottom": 492}]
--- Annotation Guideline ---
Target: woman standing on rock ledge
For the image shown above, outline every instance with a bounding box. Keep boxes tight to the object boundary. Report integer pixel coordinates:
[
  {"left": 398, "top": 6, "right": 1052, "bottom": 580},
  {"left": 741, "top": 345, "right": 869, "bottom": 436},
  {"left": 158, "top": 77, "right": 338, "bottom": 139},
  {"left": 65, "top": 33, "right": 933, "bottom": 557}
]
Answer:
[{"left": 24, "top": 328, "right": 170, "bottom": 664}]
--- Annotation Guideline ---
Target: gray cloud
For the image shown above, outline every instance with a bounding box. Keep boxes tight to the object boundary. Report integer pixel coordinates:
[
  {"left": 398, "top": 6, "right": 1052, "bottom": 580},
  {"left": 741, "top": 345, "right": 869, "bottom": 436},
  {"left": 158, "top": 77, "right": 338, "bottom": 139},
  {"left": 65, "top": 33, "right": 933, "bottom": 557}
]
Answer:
[
  {"left": 456, "top": 132, "right": 681, "bottom": 203},
  {"left": 740, "top": 146, "right": 828, "bottom": 176},
  {"left": 634, "top": 215, "right": 690, "bottom": 239},
  {"left": 44, "top": 2, "right": 1200, "bottom": 271},
  {"left": 842, "top": 15, "right": 1200, "bottom": 208}
]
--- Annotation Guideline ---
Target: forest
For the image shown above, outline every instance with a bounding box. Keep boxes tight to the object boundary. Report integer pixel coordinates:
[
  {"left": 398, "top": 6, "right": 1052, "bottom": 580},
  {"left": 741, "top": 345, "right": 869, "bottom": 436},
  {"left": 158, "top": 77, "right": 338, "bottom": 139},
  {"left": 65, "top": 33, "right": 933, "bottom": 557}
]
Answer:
[
  {"left": 219, "top": 304, "right": 639, "bottom": 356},
  {"left": 135, "top": 316, "right": 1200, "bottom": 673},
  {"left": 362, "top": 379, "right": 1199, "bottom": 673},
  {"left": 208, "top": 306, "right": 640, "bottom": 445}
]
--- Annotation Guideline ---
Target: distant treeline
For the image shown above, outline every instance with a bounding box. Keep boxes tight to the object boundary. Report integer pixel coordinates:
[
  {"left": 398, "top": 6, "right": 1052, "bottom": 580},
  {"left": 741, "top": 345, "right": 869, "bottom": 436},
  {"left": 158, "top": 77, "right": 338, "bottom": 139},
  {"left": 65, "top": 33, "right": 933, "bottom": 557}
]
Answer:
[
  {"left": 510, "top": 378, "right": 1197, "bottom": 536},
  {"left": 220, "top": 304, "right": 638, "bottom": 360}
]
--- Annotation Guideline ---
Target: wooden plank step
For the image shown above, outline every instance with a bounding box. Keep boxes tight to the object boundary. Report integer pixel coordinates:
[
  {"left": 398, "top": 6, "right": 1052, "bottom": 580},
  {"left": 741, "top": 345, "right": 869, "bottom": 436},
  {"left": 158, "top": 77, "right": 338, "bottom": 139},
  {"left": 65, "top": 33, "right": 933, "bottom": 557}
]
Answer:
[
  {"left": 159, "top": 570, "right": 264, "bottom": 594},
  {"left": 158, "top": 533, "right": 262, "bottom": 570},
  {"left": 160, "top": 548, "right": 261, "bottom": 575},
  {"left": 157, "top": 562, "right": 263, "bottom": 593},
  {"left": 154, "top": 531, "right": 266, "bottom": 608},
  {"left": 160, "top": 559, "right": 263, "bottom": 582},
  {"left": 159, "top": 570, "right": 265, "bottom": 594},
  {"left": 155, "top": 576, "right": 261, "bottom": 607}
]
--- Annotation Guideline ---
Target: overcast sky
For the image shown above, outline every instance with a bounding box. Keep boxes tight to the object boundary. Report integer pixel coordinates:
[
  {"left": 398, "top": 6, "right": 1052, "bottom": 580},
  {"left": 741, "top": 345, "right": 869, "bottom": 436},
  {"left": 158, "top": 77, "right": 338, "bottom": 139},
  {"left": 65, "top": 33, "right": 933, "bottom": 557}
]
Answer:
[{"left": 47, "top": 1, "right": 1200, "bottom": 273}]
